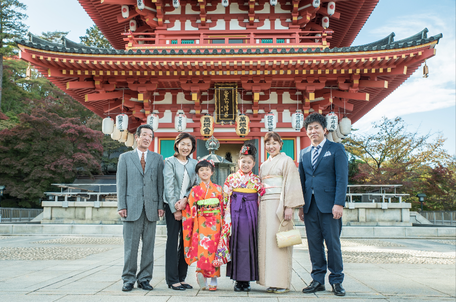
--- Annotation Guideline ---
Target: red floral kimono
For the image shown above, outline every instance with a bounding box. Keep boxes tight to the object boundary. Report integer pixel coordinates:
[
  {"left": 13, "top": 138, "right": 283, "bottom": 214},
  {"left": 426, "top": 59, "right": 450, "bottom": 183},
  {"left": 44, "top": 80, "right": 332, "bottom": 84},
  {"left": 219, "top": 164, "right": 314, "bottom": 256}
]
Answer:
[{"left": 182, "top": 181, "right": 224, "bottom": 278}]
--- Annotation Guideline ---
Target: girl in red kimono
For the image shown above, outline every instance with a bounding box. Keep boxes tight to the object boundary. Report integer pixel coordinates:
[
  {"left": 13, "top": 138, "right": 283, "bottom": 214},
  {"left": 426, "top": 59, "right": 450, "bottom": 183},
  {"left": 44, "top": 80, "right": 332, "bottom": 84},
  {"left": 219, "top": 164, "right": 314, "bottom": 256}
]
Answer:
[{"left": 182, "top": 159, "right": 224, "bottom": 291}]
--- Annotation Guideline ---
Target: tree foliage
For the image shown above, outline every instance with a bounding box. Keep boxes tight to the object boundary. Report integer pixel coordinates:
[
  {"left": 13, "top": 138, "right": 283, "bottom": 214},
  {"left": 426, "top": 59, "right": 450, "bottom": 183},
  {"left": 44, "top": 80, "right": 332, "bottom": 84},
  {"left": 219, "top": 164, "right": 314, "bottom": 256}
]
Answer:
[
  {"left": 0, "top": 108, "right": 103, "bottom": 207},
  {"left": 39, "top": 31, "right": 69, "bottom": 44},
  {"left": 79, "top": 25, "right": 112, "bottom": 49}
]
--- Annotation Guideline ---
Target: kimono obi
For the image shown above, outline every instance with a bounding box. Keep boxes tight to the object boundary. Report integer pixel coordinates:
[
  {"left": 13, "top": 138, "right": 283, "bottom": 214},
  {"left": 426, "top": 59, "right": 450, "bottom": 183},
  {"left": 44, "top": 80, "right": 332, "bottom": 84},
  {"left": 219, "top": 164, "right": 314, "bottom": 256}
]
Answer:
[
  {"left": 196, "top": 197, "right": 221, "bottom": 216},
  {"left": 262, "top": 175, "right": 283, "bottom": 195},
  {"left": 233, "top": 188, "right": 258, "bottom": 194}
]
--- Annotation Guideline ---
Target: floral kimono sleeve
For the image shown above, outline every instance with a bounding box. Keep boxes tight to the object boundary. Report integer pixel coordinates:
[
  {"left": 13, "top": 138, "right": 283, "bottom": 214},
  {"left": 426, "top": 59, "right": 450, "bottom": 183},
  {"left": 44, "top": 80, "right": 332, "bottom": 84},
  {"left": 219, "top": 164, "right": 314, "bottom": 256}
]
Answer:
[{"left": 182, "top": 188, "right": 198, "bottom": 265}]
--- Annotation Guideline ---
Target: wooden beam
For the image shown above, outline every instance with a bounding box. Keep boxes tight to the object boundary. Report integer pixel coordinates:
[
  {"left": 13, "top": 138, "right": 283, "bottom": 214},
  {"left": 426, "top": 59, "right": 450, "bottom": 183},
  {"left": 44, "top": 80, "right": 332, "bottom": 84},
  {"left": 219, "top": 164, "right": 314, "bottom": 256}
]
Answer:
[
  {"left": 85, "top": 91, "right": 123, "bottom": 102},
  {"left": 66, "top": 81, "right": 95, "bottom": 90},
  {"left": 101, "top": 0, "right": 135, "bottom": 4},
  {"left": 359, "top": 80, "right": 388, "bottom": 89},
  {"left": 331, "top": 90, "right": 369, "bottom": 101}
]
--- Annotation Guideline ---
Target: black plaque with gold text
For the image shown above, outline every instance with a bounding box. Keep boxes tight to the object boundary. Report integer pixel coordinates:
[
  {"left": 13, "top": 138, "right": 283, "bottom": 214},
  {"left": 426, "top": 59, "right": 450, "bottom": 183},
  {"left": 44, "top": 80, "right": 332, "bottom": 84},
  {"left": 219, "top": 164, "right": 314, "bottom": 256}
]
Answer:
[{"left": 215, "top": 83, "right": 237, "bottom": 124}]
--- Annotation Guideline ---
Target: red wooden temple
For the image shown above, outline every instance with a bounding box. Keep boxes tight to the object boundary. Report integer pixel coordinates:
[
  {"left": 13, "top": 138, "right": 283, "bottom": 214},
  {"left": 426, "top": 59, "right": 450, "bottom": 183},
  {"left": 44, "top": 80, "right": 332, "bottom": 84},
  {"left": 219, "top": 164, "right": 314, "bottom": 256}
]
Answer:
[{"left": 17, "top": 0, "right": 441, "bottom": 164}]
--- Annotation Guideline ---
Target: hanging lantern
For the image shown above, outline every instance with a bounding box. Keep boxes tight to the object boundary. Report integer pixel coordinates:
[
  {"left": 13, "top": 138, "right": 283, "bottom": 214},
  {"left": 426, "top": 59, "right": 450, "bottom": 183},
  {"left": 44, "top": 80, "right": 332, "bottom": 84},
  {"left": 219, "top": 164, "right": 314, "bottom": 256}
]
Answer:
[
  {"left": 327, "top": 2, "right": 335, "bottom": 16},
  {"left": 129, "top": 19, "right": 137, "bottom": 32},
  {"left": 291, "top": 110, "right": 304, "bottom": 131},
  {"left": 236, "top": 114, "right": 250, "bottom": 137},
  {"left": 312, "top": 0, "right": 320, "bottom": 8},
  {"left": 121, "top": 5, "right": 129, "bottom": 18},
  {"left": 264, "top": 112, "right": 277, "bottom": 131},
  {"left": 325, "top": 112, "right": 338, "bottom": 131},
  {"left": 137, "top": 0, "right": 145, "bottom": 10},
  {"left": 222, "top": 0, "right": 229, "bottom": 7},
  {"left": 270, "top": 0, "right": 277, "bottom": 6},
  {"left": 336, "top": 126, "right": 346, "bottom": 139},
  {"left": 339, "top": 117, "right": 352, "bottom": 135},
  {"left": 175, "top": 111, "right": 187, "bottom": 132},
  {"left": 332, "top": 131, "right": 342, "bottom": 143},
  {"left": 315, "top": 33, "right": 322, "bottom": 43},
  {"left": 423, "top": 60, "right": 429, "bottom": 78},
  {"left": 102, "top": 117, "right": 114, "bottom": 135},
  {"left": 326, "top": 130, "right": 334, "bottom": 142},
  {"left": 200, "top": 115, "right": 214, "bottom": 137},
  {"left": 322, "top": 16, "right": 329, "bottom": 29},
  {"left": 125, "top": 132, "right": 135, "bottom": 147},
  {"left": 172, "top": 0, "right": 180, "bottom": 8},
  {"left": 111, "top": 124, "right": 122, "bottom": 140},
  {"left": 132, "top": 138, "right": 138, "bottom": 150},
  {"left": 116, "top": 114, "right": 129, "bottom": 132},
  {"left": 146, "top": 113, "right": 159, "bottom": 131},
  {"left": 138, "top": 35, "right": 145, "bottom": 45},
  {"left": 119, "top": 131, "right": 128, "bottom": 143}
]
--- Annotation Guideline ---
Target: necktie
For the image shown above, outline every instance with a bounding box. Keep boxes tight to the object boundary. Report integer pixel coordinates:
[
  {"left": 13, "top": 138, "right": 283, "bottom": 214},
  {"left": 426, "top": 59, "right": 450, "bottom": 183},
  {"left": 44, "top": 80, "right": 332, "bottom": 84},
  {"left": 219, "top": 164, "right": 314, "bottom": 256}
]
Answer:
[
  {"left": 140, "top": 152, "right": 146, "bottom": 172},
  {"left": 312, "top": 145, "right": 321, "bottom": 170}
]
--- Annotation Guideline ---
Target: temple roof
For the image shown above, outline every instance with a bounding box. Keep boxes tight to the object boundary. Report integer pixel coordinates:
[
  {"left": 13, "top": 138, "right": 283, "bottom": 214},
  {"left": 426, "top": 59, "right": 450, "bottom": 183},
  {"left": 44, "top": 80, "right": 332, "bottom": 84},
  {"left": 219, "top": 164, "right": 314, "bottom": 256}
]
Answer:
[{"left": 18, "top": 29, "right": 442, "bottom": 56}]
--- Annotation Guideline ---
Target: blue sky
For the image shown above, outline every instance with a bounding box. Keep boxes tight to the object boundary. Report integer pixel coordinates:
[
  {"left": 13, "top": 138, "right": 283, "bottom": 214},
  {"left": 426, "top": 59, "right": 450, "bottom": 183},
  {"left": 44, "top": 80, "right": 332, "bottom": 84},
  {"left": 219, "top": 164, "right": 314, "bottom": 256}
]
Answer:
[{"left": 20, "top": 0, "right": 456, "bottom": 155}]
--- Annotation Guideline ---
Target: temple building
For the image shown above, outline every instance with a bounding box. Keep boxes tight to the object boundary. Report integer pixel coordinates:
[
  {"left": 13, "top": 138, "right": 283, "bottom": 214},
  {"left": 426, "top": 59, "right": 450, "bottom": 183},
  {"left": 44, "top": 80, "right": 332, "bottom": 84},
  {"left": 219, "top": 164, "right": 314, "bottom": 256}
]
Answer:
[{"left": 17, "top": 0, "right": 442, "bottom": 168}]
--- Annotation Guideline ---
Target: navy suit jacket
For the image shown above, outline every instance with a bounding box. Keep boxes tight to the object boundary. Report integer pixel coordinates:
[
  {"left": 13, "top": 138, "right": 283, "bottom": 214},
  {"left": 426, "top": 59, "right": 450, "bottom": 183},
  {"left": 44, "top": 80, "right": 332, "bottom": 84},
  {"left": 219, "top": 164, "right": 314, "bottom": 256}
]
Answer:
[{"left": 298, "top": 140, "right": 348, "bottom": 214}]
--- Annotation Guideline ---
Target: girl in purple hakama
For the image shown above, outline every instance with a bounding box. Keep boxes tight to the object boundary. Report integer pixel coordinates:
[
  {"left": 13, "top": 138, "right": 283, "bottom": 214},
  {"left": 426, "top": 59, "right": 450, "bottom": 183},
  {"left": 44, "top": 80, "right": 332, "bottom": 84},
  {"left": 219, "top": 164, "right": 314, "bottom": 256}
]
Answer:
[{"left": 222, "top": 144, "right": 265, "bottom": 292}]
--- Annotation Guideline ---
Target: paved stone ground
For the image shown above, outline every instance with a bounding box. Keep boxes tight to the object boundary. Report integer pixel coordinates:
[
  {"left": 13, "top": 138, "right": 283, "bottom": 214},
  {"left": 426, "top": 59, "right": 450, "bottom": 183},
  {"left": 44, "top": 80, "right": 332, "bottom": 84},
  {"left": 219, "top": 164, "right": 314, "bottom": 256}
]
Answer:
[{"left": 0, "top": 235, "right": 455, "bottom": 301}]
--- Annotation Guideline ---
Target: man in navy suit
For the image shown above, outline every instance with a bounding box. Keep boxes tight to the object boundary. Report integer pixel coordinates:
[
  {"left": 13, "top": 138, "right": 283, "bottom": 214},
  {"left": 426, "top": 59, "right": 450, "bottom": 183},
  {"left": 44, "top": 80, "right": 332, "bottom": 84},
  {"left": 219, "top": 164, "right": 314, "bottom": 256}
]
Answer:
[{"left": 298, "top": 113, "right": 348, "bottom": 296}]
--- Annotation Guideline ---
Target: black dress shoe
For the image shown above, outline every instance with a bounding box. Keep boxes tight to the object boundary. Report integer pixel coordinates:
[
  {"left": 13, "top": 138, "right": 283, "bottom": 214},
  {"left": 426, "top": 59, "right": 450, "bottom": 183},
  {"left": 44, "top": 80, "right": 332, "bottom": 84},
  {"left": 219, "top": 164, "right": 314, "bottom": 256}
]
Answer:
[
  {"left": 137, "top": 281, "right": 153, "bottom": 291},
  {"left": 180, "top": 283, "right": 193, "bottom": 289},
  {"left": 331, "top": 283, "right": 346, "bottom": 296},
  {"left": 302, "top": 280, "right": 325, "bottom": 293},
  {"left": 234, "top": 281, "right": 244, "bottom": 292},
  {"left": 168, "top": 284, "right": 186, "bottom": 290},
  {"left": 242, "top": 281, "right": 251, "bottom": 292},
  {"left": 122, "top": 283, "right": 134, "bottom": 292}
]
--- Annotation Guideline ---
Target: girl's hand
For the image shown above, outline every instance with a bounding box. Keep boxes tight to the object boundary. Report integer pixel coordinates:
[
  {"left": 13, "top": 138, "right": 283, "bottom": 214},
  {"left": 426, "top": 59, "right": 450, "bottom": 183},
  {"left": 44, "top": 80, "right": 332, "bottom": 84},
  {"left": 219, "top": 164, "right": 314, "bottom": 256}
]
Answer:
[{"left": 284, "top": 207, "right": 293, "bottom": 221}]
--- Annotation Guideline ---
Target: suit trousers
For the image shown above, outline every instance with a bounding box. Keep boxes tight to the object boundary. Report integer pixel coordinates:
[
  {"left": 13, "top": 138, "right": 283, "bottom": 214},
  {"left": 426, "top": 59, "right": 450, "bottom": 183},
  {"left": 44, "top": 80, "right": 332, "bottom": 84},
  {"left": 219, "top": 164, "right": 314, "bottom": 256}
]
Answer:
[
  {"left": 122, "top": 209, "right": 157, "bottom": 284},
  {"left": 164, "top": 203, "right": 188, "bottom": 285},
  {"left": 304, "top": 196, "right": 344, "bottom": 285}
]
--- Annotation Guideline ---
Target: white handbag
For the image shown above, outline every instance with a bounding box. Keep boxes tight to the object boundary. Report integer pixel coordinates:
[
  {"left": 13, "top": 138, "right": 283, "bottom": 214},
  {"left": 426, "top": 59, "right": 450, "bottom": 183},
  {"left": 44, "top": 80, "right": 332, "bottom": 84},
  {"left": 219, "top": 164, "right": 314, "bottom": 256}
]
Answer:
[{"left": 276, "top": 219, "right": 302, "bottom": 248}]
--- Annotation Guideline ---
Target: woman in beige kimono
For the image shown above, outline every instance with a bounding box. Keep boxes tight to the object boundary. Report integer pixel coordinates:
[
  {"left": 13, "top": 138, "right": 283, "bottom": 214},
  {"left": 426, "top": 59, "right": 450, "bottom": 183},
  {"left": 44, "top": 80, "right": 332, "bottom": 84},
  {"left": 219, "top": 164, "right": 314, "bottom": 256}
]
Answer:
[{"left": 258, "top": 132, "right": 305, "bottom": 294}]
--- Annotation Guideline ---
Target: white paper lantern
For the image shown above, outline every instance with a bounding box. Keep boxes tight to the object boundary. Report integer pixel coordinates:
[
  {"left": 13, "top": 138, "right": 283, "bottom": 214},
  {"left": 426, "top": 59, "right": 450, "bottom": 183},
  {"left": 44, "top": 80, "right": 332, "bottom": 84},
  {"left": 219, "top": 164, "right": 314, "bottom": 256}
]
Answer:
[
  {"left": 325, "top": 112, "right": 338, "bottom": 131},
  {"left": 121, "top": 5, "right": 129, "bottom": 18},
  {"left": 315, "top": 33, "right": 322, "bottom": 43},
  {"left": 129, "top": 19, "right": 137, "bottom": 32},
  {"left": 322, "top": 16, "right": 329, "bottom": 29},
  {"left": 326, "top": 131, "right": 334, "bottom": 142},
  {"left": 119, "top": 131, "right": 128, "bottom": 143},
  {"left": 111, "top": 124, "right": 121, "bottom": 140},
  {"left": 132, "top": 138, "right": 138, "bottom": 150},
  {"left": 336, "top": 126, "right": 346, "bottom": 139},
  {"left": 222, "top": 0, "right": 229, "bottom": 7},
  {"left": 174, "top": 111, "right": 187, "bottom": 132},
  {"left": 270, "top": 0, "right": 277, "bottom": 6},
  {"left": 146, "top": 113, "right": 159, "bottom": 131},
  {"left": 172, "top": 0, "right": 180, "bottom": 8},
  {"left": 327, "top": 2, "right": 335, "bottom": 16},
  {"left": 264, "top": 112, "right": 277, "bottom": 131},
  {"left": 102, "top": 117, "right": 114, "bottom": 135},
  {"left": 339, "top": 117, "right": 352, "bottom": 135},
  {"left": 291, "top": 110, "right": 304, "bottom": 131},
  {"left": 332, "top": 130, "right": 341, "bottom": 143},
  {"left": 116, "top": 114, "right": 129, "bottom": 132},
  {"left": 137, "top": 0, "right": 145, "bottom": 10},
  {"left": 312, "top": 0, "right": 320, "bottom": 8},
  {"left": 125, "top": 132, "right": 135, "bottom": 147}
]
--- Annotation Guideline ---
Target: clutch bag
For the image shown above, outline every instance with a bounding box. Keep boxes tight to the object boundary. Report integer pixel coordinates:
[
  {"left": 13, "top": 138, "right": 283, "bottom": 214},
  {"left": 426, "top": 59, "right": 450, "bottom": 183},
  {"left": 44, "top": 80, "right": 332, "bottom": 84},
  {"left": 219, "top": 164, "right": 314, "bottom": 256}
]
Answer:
[{"left": 276, "top": 219, "right": 302, "bottom": 248}]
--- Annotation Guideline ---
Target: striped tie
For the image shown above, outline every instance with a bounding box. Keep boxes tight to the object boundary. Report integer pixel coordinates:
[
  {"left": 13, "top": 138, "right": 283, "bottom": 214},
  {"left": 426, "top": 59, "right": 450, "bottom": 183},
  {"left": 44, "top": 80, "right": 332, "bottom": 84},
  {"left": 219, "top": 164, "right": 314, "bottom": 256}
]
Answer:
[{"left": 312, "top": 145, "right": 321, "bottom": 170}]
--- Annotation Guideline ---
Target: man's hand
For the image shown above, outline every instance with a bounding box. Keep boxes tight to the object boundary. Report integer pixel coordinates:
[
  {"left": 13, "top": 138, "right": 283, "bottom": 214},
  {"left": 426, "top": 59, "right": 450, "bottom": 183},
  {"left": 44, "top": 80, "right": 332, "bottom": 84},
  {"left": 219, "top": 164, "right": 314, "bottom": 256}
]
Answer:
[
  {"left": 174, "top": 210, "right": 182, "bottom": 221},
  {"left": 284, "top": 207, "right": 293, "bottom": 221},
  {"left": 158, "top": 209, "right": 164, "bottom": 217},
  {"left": 298, "top": 207, "right": 304, "bottom": 221},
  {"left": 118, "top": 209, "right": 127, "bottom": 218},
  {"left": 175, "top": 197, "right": 188, "bottom": 211},
  {"left": 332, "top": 205, "right": 344, "bottom": 219}
]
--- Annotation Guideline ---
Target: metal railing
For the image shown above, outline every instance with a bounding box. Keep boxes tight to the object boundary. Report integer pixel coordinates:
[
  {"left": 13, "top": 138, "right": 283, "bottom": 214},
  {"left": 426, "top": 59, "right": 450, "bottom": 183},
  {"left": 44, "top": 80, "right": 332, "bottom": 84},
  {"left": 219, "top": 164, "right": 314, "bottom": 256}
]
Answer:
[
  {"left": 346, "top": 184, "right": 410, "bottom": 207},
  {"left": 0, "top": 208, "right": 43, "bottom": 223},
  {"left": 420, "top": 211, "right": 456, "bottom": 226}
]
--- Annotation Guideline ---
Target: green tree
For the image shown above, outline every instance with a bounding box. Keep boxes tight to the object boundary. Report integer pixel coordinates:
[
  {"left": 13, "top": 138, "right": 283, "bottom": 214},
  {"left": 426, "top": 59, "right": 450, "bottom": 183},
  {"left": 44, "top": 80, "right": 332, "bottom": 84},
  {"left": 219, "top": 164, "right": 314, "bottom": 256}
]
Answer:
[
  {"left": 79, "top": 25, "right": 112, "bottom": 48},
  {"left": 0, "top": 107, "right": 103, "bottom": 207},
  {"left": 0, "top": 0, "right": 28, "bottom": 111},
  {"left": 39, "top": 31, "right": 69, "bottom": 44}
]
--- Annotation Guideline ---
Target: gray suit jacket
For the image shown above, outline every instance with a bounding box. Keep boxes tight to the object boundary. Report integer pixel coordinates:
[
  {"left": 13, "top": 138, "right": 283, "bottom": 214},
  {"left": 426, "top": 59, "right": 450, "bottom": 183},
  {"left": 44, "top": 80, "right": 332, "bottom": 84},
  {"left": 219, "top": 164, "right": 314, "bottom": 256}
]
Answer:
[
  {"left": 117, "top": 149, "right": 164, "bottom": 222},
  {"left": 163, "top": 156, "right": 198, "bottom": 214}
]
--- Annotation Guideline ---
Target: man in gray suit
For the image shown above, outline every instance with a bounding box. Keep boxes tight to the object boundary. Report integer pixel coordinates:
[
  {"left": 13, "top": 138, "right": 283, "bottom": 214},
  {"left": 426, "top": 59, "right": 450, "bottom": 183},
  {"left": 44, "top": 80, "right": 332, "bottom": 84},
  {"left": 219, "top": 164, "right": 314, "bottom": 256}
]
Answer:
[{"left": 117, "top": 124, "right": 164, "bottom": 292}]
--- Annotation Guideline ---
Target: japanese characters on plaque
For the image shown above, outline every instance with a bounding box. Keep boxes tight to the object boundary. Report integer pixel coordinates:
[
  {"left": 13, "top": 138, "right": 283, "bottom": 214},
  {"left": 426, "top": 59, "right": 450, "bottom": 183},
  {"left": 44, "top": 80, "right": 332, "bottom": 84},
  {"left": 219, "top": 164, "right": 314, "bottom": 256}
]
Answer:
[
  {"left": 235, "top": 114, "right": 250, "bottom": 137},
  {"left": 200, "top": 115, "right": 214, "bottom": 137},
  {"left": 215, "top": 83, "right": 238, "bottom": 124}
]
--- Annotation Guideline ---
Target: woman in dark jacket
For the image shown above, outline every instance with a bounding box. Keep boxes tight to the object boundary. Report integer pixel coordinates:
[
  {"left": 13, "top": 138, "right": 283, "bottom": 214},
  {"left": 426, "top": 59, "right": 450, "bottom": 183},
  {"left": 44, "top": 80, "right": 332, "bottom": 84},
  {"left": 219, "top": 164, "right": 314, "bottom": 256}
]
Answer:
[{"left": 163, "top": 132, "right": 198, "bottom": 290}]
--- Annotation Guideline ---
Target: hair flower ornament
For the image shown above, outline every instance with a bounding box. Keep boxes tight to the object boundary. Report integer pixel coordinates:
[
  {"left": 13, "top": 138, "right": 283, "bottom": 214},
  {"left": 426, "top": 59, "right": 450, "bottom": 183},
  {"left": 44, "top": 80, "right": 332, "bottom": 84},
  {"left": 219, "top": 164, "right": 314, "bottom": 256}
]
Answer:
[{"left": 240, "top": 145, "right": 250, "bottom": 154}]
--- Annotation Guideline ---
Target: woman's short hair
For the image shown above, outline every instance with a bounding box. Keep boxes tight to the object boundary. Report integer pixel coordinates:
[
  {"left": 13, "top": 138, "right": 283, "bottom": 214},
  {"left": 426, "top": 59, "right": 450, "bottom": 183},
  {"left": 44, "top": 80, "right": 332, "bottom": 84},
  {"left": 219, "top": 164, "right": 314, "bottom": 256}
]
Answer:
[
  {"left": 303, "top": 113, "right": 327, "bottom": 130},
  {"left": 239, "top": 143, "right": 257, "bottom": 161},
  {"left": 173, "top": 132, "right": 196, "bottom": 157},
  {"left": 195, "top": 160, "right": 215, "bottom": 173}
]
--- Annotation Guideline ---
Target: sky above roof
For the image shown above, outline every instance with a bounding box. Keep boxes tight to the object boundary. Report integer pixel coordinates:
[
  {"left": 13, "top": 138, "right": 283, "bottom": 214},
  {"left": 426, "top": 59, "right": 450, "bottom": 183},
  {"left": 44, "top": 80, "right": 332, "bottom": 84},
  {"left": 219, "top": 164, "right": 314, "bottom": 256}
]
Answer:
[{"left": 20, "top": 0, "right": 456, "bottom": 155}]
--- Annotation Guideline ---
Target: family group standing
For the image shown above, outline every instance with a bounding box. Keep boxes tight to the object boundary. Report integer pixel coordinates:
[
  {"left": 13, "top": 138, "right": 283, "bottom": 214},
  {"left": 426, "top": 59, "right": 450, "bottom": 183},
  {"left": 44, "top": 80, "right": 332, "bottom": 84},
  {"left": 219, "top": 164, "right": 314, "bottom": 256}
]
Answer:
[{"left": 116, "top": 112, "right": 349, "bottom": 296}]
